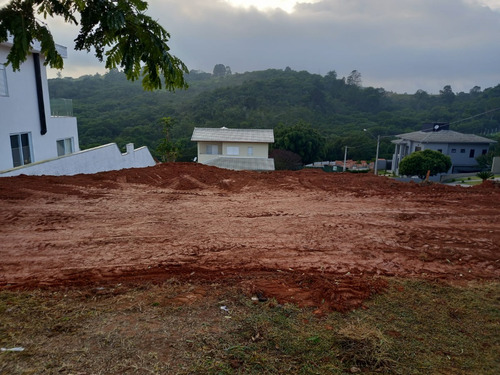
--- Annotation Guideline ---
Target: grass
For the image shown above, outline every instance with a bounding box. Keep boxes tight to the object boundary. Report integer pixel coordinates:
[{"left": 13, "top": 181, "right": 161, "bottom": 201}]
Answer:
[
  {"left": 443, "top": 174, "right": 499, "bottom": 185},
  {"left": 0, "top": 278, "right": 499, "bottom": 374}
]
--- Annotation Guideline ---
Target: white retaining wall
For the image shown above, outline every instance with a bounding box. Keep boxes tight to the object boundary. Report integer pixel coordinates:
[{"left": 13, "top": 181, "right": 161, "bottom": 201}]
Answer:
[
  {"left": 492, "top": 157, "right": 500, "bottom": 174},
  {"left": 0, "top": 143, "right": 156, "bottom": 177}
]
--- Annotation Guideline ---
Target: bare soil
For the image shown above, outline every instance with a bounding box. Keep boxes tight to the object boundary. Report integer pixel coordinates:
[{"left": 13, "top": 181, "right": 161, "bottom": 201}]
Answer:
[{"left": 1, "top": 163, "right": 499, "bottom": 312}]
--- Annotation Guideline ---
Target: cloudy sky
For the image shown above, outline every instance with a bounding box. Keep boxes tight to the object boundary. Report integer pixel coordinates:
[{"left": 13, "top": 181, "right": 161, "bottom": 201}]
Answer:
[{"left": 5, "top": 0, "right": 500, "bottom": 94}]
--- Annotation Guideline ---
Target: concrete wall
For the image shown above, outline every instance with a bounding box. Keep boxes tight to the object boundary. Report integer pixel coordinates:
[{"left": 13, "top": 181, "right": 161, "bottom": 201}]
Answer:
[
  {"left": 492, "top": 156, "right": 500, "bottom": 174},
  {"left": 0, "top": 143, "right": 156, "bottom": 177}
]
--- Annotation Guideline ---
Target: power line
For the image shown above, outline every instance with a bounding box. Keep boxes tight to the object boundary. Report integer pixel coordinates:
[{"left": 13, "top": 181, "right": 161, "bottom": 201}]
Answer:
[{"left": 450, "top": 107, "right": 500, "bottom": 125}]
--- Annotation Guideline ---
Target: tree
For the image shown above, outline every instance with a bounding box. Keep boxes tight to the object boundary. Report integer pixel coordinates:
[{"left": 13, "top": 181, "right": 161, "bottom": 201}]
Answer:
[
  {"left": 156, "top": 117, "right": 180, "bottom": 162},
  {"left": 0, "top": 0, "right": 188, "bottom": 91},
  {"left": 399, "top": 149, "right": 452, "bottom": 180},
  {"left": 346, "top": 70, "right": 362, "bottom": 87},
  {"left": 439, "top": 85, "right": 455, "bottom": 105},
  {"left": 273, "top": 121, "right": 325, "bottom": 165}
]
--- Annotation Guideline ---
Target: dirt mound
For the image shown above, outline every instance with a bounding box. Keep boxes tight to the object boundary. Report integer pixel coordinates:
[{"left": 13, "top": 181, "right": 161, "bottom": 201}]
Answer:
[{"left": 1, "top": 163, "right": 499, "bottom": 310}]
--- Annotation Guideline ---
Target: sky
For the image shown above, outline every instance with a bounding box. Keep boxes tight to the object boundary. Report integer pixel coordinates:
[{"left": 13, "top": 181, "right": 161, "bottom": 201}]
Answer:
[{"left": 3, "top": 0, "right": 499, "bottom": 94}]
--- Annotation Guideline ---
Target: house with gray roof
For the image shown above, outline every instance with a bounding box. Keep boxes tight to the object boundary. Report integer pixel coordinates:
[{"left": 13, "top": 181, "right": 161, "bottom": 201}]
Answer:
[
  {"left": 191, "top": 127, "right": 275, "bottom": 171},
  {"left": 392, "top": 124, "right": 496, "bottom": 174}
]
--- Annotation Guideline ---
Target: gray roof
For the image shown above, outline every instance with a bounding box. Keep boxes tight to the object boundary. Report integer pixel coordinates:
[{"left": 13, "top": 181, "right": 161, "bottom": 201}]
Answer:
[
  {"left": 203, "top": 157, "right": 275, "bottom": 171},
  {"left": 395, "top": 130, "right": 496, "bottom": 144},
  {"left": 191, "top": 127, "right": 274, "bottom": 143}
]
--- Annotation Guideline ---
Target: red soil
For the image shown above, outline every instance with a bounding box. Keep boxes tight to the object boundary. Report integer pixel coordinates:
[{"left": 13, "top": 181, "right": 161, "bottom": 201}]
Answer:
[{"left": 1, "top": 163, "right": 499, "bottom": 311}]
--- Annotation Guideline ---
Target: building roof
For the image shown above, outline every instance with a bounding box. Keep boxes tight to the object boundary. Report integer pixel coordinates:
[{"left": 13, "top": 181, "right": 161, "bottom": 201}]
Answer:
[
  {"left": 203, "top": 157, "right": 275, "bottom": 171},
  {"left": 394, "top": 130, "right": 496, "bottom": 144},
  {"left": 1, "top": 36, "right": 67, "bottom": 58},
  {"left": 191, "top": 127, "right": 274, "bottom": 143}
]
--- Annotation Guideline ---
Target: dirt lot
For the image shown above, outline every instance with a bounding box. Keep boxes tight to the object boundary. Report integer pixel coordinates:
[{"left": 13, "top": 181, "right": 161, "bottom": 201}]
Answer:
[{"left": 1, "top": 163, "right": 499, "bottom": 311}]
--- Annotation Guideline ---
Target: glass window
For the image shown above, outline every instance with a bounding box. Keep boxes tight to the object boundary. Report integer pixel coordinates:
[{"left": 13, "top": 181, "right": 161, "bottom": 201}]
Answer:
[
  {"left": 227, "top": 146, "right": 239, "bottom": 155},
  {"left": 206, "top": 144, "right": 219, "bottom": 155},
  {"left": 0, "top": 64, "right": 8, "bottom": 97},
  {"left": 451, "top": 149, "right": 456, "bottom": 153},
  {"left": 247, "top": 146, "right": 253, "bottom": 156},
  {"left": 460, "top": 149, "right": 465, "bottom": 153},
  {"left": 57, "top": 137, "right": 74, "bottom": 156},
  {"left": 10, "top": 132, "right": 32, "bottom": 167},
  {"left": 469, "top": 149, "right": 475, "bottom": 158}
]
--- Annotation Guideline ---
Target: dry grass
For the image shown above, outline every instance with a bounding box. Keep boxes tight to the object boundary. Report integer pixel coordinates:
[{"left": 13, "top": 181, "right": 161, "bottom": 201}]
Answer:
[{"left": 0, "top": 278, "right": 499, "bottom": 374}]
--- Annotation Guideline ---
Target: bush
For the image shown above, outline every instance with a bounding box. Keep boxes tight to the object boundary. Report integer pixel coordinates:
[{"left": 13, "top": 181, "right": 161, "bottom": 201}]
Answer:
[
  {"left": 399, "top": 149, "right": 452, "bottom": 180},
  {"left": 270, "top": 149, "right": 303, "bottom": 170},
  {"left": 476, "top": 171, "right": 494, "bottom": 181}
]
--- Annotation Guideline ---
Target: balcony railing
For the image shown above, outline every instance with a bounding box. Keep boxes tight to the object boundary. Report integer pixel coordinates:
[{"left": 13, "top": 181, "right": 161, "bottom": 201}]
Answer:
[{"left": 50, "top": 98, "right": 73, "bottom": 117}]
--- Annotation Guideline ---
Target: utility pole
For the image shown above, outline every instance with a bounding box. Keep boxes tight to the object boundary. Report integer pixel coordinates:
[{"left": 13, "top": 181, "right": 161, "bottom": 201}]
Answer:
[
  {"left": 374, "top": 135, "right": 380, "bottom": 176},
  {"left": 343, "top": 146, "right": 350, "bottom": 172}
]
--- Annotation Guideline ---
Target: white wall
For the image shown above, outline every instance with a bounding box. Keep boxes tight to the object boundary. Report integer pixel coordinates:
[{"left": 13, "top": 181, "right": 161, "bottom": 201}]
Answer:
[
  {"left": 196, "top": 141, "right": 270, "bottom": 163},
  {"left": 0, "top": 143, "right": 156, "bottom": 177}
]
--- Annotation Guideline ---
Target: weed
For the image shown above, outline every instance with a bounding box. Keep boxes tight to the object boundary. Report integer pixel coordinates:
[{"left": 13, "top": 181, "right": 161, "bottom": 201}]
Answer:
[{"left": 337, "top": 321, "right": 393, "bottom": 370}]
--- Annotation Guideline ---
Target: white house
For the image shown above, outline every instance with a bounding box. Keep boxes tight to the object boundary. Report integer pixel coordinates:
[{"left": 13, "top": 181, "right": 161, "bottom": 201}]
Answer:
[
  {"left": 392, "top": 123, "right": 496, "bottom": 174},
  {"left": 191, "top": 127, "right": 275, "bottom": 171},
  {"left": 0, "top": 38, "right": 155, "bottom": 177}
]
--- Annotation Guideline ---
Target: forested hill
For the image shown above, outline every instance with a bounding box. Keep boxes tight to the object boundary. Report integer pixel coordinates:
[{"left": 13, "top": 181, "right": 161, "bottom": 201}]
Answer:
[{"left": 48, "top": 68, "right": 500, "bottom": 162}]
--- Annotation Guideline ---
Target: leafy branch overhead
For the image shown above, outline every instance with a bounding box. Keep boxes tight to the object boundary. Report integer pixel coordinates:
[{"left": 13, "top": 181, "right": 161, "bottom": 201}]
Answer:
[{"left": 0, "top": 0, "right": 188, "bottom": 91}]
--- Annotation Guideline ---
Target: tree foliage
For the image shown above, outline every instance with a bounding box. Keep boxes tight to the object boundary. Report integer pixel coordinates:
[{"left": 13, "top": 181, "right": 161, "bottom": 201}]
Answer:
[
  {"left": 156, "top": 117, "right": 180, "bottom": 162},
  {"left": 399, "top": 149, "right": 452, "bottom": 180},
  {"left": 47, "top": 68, "right": 500, "bottom": 164},
  {"left": 273, "top": 121, "right": 325, "bottom": 165},
  {"left": 269, "top": 149, "right": 302, "bottom": 170},
  {"left": 0, "top": 0, "right": 188, "bottom": 91}
]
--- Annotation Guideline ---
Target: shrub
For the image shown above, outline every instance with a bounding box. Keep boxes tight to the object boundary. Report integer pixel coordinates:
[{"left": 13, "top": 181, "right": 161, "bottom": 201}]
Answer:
[
  {"left": 476, "top": 171, "right": 494, "bottom": 181},
  {"left": 399, "top": 149, "right": 452, "bottom": 180}
]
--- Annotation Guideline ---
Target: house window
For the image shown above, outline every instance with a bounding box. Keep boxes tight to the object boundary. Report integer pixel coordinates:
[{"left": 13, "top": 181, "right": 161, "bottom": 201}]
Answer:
[
  {"left": 227, "top": 146, "right": 239, "bottom": 155},
  {"left": 57, "top": 137, "right": 74, "bottom": 156},
  {"left": 414, "top": 146, "right": 421, "bottom": 152},
  {"left": 451, "top": 148, "right": 456, "bottom": 153},
  {"left": 460, "top": 149, "right": 465, "bottom": 153},
  {"left": 0, "top": 64, "right": 8, "bottom": 97},
  {"left": 248, "top": 146, "right": 253, "bottom": 156},
  {"left": 469, "top": 149, "right": 475, "bottom": 158},
  {"left": 10, "top": 132, "right": 33, "bottom": 167},
  {"left": 206, "top": 144, "right": 219, "bottom": 154},
  {"left": 437, "top": 149, "right": 442, "bottom": 153},
  {"left": 482, "top": 149, "right": 487, "bottom": 155}
]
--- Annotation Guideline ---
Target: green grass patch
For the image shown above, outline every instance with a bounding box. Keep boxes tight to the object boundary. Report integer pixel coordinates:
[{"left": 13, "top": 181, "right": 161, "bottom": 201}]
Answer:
[{"left": 0, "top": 279, "right": 498, "bottom": 374}]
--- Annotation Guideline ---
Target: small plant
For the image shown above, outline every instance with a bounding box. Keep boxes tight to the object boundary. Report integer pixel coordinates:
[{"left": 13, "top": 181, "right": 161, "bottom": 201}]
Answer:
[{"left": 476, "top": 171, "right": 494, "bottom": 182}]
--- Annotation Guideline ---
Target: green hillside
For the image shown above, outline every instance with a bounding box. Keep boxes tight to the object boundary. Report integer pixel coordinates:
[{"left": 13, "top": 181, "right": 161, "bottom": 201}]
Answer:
[{"left": 49, "top": 68, "right": 500, "bottom": 163}]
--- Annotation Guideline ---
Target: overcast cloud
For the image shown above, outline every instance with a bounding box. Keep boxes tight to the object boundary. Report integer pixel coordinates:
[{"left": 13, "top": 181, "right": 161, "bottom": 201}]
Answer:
[{"left": 18, "top": 0, "right": 500, "bottom": 94}]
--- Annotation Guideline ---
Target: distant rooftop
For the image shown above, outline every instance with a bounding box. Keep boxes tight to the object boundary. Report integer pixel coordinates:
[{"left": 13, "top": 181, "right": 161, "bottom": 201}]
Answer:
[
  {"left": 191, "top": 127, "right": 274, "bottom": 143},
  {"left": 394, "top": 130, "right": 496, "bottom": 144}
]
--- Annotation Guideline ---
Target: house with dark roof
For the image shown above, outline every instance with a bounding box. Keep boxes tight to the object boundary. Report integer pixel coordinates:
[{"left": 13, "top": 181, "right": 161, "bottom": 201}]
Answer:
[
  {"left": 392, "top": 124, "right": 496, "bottom": 174},
  {"left": 191, "top": 127, "right": 275, "bottom": 171}
]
